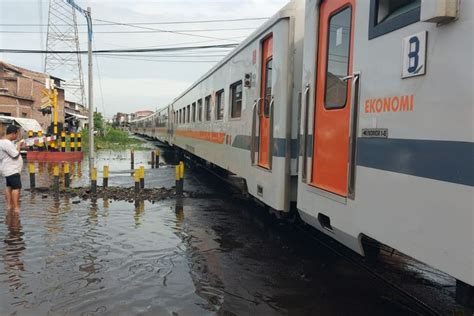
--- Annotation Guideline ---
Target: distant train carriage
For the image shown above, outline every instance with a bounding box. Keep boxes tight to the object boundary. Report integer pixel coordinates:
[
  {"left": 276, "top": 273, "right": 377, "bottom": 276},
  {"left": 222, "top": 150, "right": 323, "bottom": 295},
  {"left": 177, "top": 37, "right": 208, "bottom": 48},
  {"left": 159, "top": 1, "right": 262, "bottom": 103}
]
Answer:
[
  {"left": 132, "top": 0, "right": 473, "bottom": 303},
  {"left": 168, "top": 0, "right": 304, "bottom": 213}
]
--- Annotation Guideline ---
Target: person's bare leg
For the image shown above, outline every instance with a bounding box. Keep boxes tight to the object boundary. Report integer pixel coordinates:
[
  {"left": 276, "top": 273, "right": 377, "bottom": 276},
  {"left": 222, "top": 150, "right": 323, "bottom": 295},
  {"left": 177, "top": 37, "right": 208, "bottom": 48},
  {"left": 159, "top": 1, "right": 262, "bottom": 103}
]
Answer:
[
  {"left": 5, "top": 188, "right": 12, "bottom": 211},
  {"left": 10, "top": 189, "right": 20, "bottom": 213}
]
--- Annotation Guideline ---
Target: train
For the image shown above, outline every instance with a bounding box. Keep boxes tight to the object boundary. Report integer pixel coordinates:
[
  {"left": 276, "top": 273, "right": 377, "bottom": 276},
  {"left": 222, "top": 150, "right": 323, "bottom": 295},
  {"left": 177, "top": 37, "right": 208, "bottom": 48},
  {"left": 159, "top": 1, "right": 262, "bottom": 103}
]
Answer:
[{"left": 131, "top": 0, "right": 473, "bottom": 304}]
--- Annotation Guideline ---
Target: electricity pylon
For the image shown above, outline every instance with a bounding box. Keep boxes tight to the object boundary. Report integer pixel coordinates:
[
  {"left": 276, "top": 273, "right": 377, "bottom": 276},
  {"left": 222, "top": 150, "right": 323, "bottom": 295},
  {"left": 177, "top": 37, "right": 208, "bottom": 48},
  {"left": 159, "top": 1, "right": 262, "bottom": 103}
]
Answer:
[{"left": 44, "top": 0, "right": 85, "bottom": 106}]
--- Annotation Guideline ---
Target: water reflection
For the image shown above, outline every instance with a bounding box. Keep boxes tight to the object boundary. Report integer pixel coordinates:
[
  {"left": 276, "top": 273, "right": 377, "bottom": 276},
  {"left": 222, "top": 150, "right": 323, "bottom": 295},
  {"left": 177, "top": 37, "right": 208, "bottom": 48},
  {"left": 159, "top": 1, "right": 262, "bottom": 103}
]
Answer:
[
  {"left": 134, "top": 199, "right": 145, "bottom": 227},
  {"left": 3, "top": 214, "right": 25, "bottom": 291}
]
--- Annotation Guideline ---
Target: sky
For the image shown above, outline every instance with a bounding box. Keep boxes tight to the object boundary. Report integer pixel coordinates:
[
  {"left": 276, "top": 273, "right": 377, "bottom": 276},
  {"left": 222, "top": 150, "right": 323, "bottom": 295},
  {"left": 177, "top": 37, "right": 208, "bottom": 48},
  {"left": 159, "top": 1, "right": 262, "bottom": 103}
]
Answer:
[{"left": 0, "top": 0, "right": 289, "bottom": 118}]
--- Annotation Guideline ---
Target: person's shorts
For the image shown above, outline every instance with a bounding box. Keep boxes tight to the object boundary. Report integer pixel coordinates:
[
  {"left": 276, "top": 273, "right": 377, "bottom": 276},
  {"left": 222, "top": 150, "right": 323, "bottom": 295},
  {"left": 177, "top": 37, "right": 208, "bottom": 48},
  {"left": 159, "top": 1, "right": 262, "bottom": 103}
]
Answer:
[{"left": 5, "top": 173, "right": 22, "bottom": 190}]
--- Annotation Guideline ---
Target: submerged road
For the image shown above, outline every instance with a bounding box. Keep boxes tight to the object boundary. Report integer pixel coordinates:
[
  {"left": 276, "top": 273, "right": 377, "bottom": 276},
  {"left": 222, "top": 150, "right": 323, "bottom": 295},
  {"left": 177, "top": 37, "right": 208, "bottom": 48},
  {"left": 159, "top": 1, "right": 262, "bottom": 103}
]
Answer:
[{"left": 0, "top": 146, "right": 467, "bottom": 315}]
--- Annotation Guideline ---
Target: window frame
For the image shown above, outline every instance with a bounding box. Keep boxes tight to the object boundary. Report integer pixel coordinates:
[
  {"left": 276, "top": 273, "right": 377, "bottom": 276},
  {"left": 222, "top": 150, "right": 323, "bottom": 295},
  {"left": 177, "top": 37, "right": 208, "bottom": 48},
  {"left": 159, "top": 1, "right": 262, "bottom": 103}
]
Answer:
[
  {"left": 230, "top": 80, "right": 243, "bottom": 119},
  {"left": 368, "top": 0, "right": 421, "bottom": 40},
  {"left": 197, "top": 99, "right": 203, "bottom": 122},
  {"left": 191, "top": 102, "right": 196, "bottom": 123},
  {"left": 323, "top": 5, "right": 352, "bottom": 110},
  {"left": 205, "top": 95, "right": 212, "bottom": 121},
  {"left": 215, "top": 89, "right": 225, "bottom": 121},
  {"left": 186, "top": 105, "right": 190, "bottom": 123}
]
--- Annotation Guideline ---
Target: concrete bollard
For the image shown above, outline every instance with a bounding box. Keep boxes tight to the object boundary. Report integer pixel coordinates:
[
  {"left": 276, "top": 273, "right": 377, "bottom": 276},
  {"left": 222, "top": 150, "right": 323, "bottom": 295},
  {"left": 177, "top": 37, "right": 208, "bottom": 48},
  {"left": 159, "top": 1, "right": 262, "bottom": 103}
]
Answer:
[
  {"left": 37, "top": 130, "right": 44, "bottom": 151},
  {"left": 134, "top": 169, "right": 140, "bottom": 194},
  {"left": 28, "top": 163, "right": 36, "bottom": 191},
  {"left": 103, "top": 165, "right": 109, "bottom": 188},
  {"left": 139, "top": 166, "right": 145, "bottom": 189},
  {"left": 77, "top": 132, "right": 82, "bottom": 152},
  {"left": 28, "top": 130, "right": 34, "bottom": 151},
  {"left": 175, "top": 165, "right": 182, "bottom": 197},
  {"left": 70, "top": 132, "right": 76, "bottom": 152},
  {"left": 91, "top": 168, "right": 97, "bottom": 194},
  {"left": 64, "top": 163, "right": 70, "bottom": 188},
  {"left": 53, "top": 165, "right": 60, "bottom": 193},
  {"left": 151, "top": 151, "right": 156, "bottom": 169},
  {"left": 179, "top": 161, "right": 185, "bottom": 193},
  {"left": 61, "top": 131, "right": 66, "bottom": 152},
  {"left": 155, "top": 149, "right": 160, "bottom": 168}
]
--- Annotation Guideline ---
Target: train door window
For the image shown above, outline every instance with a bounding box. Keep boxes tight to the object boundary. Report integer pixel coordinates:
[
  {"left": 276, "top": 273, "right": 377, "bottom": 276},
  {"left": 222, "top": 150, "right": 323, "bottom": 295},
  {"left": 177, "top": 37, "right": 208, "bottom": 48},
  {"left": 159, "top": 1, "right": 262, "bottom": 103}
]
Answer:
[
  {"left": 324, "top": 7, "right": 351, "bottom": 109},
  {"left": 263, "top": 59, "right": 272, "bottom": 117},
  {"left": 197, "top": 99, "right": 203, "bottom": 122},
  {"left": 216, "top": 89, "right": 224, "bottom": 120},
  {"left": 187, "top": 105, "right": 190, "bottom": 123},
  {"left": 205, "top": 95, "right": 212, "bottom": 121},
  {"left": 192, "top": 102, "right": 196, "bottom": 122},
  {"left": 369, "top": 0, "right": 421, "bottom": 39},
  {"left": 230, "top": 81, "right": 242, "bottom": 118}
]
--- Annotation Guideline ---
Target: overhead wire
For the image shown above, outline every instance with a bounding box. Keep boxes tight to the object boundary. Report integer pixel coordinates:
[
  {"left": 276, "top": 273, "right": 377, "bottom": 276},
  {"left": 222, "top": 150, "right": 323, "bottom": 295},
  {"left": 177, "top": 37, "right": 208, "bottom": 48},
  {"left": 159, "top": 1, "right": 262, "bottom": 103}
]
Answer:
[
  {"left": 0, "top": 17, "right": 269, "bottom": 27},
  {"left": 0, "top": 27, "right": 257, "bottom": 34},
  {"left": 0, "top": 43, "right": 239, "bottom": 54}
]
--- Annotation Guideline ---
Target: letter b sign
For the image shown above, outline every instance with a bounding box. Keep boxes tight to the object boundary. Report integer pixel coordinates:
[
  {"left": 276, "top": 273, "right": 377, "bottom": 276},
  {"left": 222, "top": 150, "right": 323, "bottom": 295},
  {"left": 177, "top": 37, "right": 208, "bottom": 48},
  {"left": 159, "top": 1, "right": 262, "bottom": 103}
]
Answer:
[{"left": 402, "top": 31, "right": 426, "bottom": 79}]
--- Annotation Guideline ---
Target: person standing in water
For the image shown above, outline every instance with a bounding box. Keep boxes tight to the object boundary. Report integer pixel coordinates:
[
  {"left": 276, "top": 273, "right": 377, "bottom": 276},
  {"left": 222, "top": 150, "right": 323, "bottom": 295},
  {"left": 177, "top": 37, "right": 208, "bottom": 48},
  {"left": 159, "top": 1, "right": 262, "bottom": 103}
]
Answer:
[{"left": 0, "top": 125, "right": 25, "bottom": 213}]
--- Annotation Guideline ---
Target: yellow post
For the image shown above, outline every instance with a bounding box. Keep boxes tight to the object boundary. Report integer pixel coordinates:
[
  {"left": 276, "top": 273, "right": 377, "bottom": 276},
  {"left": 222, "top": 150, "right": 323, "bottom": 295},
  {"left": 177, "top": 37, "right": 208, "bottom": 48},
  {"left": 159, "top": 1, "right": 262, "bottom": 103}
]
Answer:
[
  {"left": 134, "top": 168, "right": 140, "bottom": 193},
  {"left": 103, "top": 165, "right": 109, "bottom": 188},
  {"left": 139, "top": 166, "right": 145, "bottom": 189},
  {"left": 91, "top": 167, "right": 97, "bottom": 194},
  {"left": 77, "top": 132, "right": 82, "bottom": 152},
  {"left": 29, "top": 163, "right": 36, "bottom": 190},
  {"left": 70, "top": 132, "right": 76, "bottom": 152},
  {"left": 64, "top": 163, "right": 70, "bottom": 188},
  {"left": 179, "top": 161, "right": 185, "bottom": 180},
  {"left": 61, "top": 131, "right": 66, "bottom": 152},
  {"left": 53, "top": 165, "right": 60, "bottom": 193}
]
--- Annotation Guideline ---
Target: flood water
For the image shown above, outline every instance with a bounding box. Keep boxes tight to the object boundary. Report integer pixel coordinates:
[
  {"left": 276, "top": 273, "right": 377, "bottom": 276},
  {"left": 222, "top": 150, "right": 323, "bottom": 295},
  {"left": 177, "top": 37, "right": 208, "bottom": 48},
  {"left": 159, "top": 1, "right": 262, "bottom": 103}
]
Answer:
[{"left": 0, "top": 146, "right": 464, "bottom": 315}]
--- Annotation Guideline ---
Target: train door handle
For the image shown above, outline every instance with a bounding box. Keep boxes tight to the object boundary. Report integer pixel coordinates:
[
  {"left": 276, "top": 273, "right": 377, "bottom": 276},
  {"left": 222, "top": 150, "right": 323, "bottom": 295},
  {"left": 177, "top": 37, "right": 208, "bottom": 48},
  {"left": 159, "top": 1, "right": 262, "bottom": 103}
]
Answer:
[
  {"left": 302, "top": 84, "right": 310, "bottom": 183},
  {"left": 250, "top": 98, "right": 260, "bottom": 165},
  {"left": 347, "top": 71, "right": 361, "bottom": 199},
  {"left": 268, "top": 97, "right": 275, "bottom": 169}
]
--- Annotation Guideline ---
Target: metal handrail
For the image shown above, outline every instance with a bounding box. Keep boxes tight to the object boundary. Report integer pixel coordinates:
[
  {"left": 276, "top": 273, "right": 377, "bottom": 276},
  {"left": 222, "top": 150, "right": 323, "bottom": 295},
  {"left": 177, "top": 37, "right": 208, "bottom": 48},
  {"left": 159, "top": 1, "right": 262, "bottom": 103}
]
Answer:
[
  {"left": 268, "top": 97, "right": 275, "bottom": 170},
  {"left": 302, "top": 84, "right": 310, "bottom": 183},
  {"left": 347, "top": 71, "right": 360, "bottom": 199},
  {"left": 250, "top": 98, "right": 260, "bottom": 165}
]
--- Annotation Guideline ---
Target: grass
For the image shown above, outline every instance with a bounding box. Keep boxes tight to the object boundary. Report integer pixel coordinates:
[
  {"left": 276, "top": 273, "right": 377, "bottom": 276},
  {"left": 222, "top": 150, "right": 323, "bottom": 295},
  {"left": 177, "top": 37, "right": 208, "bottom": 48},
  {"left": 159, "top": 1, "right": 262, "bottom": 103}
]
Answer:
[{"left": 81, "top": 127, "right": 149, "bottom": 151}]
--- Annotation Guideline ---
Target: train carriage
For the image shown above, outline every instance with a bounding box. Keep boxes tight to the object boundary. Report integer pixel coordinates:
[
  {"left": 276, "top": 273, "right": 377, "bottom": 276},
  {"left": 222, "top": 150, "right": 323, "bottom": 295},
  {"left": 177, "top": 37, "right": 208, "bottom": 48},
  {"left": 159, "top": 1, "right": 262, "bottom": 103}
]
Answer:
[
  {"left": 131, "top": 0, "right": 473, "bottom": 303},
  {"left": 169, "top": 0, "right": 305, "bottom": 212},
  {"left": 297, "top": 0, "right": 473, "bottom": 298}
]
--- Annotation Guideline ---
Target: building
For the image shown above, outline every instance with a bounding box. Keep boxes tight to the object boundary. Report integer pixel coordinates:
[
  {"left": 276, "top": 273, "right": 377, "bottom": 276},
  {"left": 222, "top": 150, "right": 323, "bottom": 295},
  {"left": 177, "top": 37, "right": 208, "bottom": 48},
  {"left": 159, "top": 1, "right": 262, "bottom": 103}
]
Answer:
[
  {"left": 0, "top": 60, "right": 65, "bottom": 132},
  {"left": 134, "top": 110, "right": 154, "bottom": 119}
]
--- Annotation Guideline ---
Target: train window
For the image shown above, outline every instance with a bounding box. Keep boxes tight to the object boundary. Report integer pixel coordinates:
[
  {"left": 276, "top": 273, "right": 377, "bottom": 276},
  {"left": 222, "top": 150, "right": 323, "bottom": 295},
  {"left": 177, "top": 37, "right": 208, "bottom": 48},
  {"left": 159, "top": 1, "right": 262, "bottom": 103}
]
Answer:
[
  {"left": 230, "top": 81, "right": 243, "bottom": 118},
  {"left": 192, "top": 102, "right": 196, "bottom": 123},
  {"left": 186, "top": 105, "right": 190, "bottom": 123},
  {"left": 197, "top": 99, "right": 203, "bottom": 122},
  {"left": 263, "top": 59, "right": 272, "bottom": 118},
  {"left": 205, "top": 95, "right": 212, "bottom": 121},
  {"left": 369, "top": 0, "right": 421, "bottom": 39},
  {"left": 216, "top": 90, "right": 224, "bottom": 120},
  {"left": 324, "top": 7, "right": 351, "bottom": 110}
]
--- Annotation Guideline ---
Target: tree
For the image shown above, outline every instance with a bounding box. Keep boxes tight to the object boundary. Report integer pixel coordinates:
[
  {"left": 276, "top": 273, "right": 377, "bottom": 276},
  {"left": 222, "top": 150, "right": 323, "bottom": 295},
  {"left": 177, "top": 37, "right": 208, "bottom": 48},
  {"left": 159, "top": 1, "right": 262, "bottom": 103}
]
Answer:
[{"left": 94, "top": 112, "right": 104, "bottom": 134}]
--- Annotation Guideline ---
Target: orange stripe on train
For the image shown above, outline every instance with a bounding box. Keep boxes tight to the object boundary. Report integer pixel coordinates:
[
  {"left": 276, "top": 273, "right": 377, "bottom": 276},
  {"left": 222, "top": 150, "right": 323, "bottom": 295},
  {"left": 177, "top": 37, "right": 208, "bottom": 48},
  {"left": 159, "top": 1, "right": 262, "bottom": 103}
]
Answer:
[{"left": 175, "top": 129, "right": 226, "bottom": 144}]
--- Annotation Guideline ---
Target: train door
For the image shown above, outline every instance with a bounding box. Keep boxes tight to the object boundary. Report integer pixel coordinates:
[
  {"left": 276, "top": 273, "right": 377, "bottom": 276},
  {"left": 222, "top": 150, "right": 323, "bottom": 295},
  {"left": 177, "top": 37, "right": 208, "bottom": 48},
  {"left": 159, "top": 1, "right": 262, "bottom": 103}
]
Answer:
[
  {"left": 258, "top": 35, "right": 273, "bottom": 169},
  {"left": 312, "top": 0, "right": 355, "bottom": 196}
]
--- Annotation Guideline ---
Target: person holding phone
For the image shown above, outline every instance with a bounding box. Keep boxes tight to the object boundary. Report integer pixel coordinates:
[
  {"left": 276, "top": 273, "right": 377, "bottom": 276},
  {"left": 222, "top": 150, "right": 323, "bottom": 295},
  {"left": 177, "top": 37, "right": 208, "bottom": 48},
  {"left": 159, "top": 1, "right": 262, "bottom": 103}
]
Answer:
[{"left": 0, "top": 125, "right": 25, "bottom": 213}]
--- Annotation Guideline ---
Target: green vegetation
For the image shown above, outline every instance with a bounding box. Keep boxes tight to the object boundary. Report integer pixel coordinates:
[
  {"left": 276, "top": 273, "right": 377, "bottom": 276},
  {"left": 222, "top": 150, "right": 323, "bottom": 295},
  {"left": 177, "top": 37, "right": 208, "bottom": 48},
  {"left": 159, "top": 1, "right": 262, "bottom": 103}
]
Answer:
[{"left": 81, "top": 126, "right": 149, "bottom": 151}]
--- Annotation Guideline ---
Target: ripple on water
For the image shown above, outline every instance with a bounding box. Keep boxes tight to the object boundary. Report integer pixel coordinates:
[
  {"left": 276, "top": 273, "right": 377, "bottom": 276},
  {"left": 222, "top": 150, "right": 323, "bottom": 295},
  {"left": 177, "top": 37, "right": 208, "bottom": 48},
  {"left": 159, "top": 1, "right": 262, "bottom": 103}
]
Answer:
[{"left": 0, "top": 197, "right": 215, "bottom": 315}]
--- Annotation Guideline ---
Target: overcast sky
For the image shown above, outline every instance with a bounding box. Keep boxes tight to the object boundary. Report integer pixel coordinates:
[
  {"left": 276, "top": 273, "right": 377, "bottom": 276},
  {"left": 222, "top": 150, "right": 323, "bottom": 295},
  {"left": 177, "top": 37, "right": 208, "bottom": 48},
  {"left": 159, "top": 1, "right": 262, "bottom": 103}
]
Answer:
[{"left": 0, "top": 0, "right": 289, "bottom": 118}]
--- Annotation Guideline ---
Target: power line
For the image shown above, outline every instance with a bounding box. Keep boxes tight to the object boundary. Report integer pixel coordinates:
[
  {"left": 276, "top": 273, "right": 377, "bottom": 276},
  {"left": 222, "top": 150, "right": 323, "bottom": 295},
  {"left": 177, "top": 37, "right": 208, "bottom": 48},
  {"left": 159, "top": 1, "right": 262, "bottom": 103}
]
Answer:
[
  {"left": 92, "top": 18, "right": 239, "bottom": 42},
  {"left": 97, "top": 55, "right": 220, "bottom": 63},
  {"left": 0, "top": 27, "right": 257, "bottom": 34},
  {"left": 0, "top": 43, "right": 239, "bottom": 54},
  {"left": 0, "top": 17, "right": 269, "bottom": 27}
]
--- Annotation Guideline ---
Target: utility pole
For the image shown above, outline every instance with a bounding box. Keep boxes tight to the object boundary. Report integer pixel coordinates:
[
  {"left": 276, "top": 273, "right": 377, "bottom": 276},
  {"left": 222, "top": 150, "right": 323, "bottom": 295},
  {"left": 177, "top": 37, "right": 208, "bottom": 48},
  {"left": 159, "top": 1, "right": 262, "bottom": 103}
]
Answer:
[
  {"left": 65, "top": 0, "right": 94, "bottom": 171},
  {"left": 87, "top": 7, "right": 94, "bottom": 170}
]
